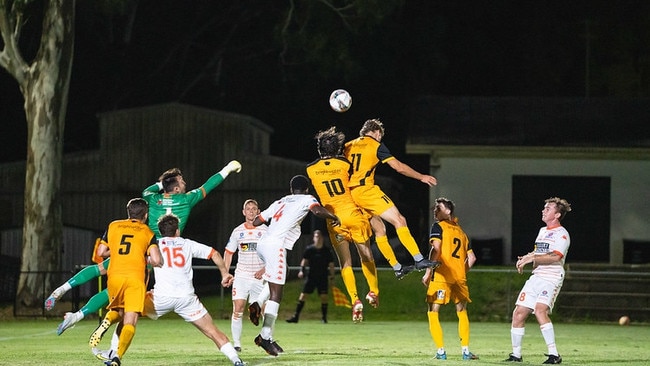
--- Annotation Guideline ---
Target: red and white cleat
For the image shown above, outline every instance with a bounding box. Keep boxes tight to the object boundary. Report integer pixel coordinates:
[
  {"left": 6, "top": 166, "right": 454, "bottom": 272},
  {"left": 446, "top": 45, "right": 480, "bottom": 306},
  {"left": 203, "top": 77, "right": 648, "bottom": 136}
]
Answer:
[
  {"left": 352, "top": 300, "right": 364, "bottom": 323},
  {"left": 365, "top": 291, "right": 379, "bottom": 308}
]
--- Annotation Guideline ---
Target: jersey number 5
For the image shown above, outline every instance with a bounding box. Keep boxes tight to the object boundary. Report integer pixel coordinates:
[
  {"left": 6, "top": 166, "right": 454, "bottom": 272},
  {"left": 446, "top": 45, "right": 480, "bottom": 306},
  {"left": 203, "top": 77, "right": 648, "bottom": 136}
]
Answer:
[{"left": 118, "top": 235, "right": 133, "bottom": 255}]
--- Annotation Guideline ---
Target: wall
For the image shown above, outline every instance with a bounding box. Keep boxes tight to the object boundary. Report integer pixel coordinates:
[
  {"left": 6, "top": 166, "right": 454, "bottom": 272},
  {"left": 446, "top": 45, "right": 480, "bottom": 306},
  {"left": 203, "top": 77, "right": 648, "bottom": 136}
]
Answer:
[{"left": 415, "top": 146, "right": 650, "bottom": 265}]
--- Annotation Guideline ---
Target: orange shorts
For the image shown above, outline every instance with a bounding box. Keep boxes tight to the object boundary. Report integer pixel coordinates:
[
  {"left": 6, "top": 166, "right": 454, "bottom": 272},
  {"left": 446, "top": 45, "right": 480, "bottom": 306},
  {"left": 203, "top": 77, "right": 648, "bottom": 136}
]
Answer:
[
  {"left": 426, "top": 280, "right": 471, "bottom": 305},
  {"left": 350, "top": 185, "right": 395, "bottom": 217},
  {"left": 327, "top": 205, "right": 372, "bottom": 245},
  {"left": 107, "top": 276, "right": 146, "bottom": 313}
]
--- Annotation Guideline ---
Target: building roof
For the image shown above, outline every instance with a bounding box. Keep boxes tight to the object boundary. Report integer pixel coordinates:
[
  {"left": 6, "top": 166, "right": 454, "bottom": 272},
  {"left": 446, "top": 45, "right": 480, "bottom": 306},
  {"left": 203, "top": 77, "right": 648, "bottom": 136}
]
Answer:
[{"left": 407, "top": 96, "right": 650, "bottom": 148}]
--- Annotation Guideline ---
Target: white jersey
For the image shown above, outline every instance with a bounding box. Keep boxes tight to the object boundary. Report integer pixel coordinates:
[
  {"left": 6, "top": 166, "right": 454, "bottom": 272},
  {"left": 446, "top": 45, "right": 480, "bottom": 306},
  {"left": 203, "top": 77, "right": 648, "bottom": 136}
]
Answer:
[
  {"left": 531, "top": 225, "right": 570, "bottom": 281},
  {"left": 258, "top": 194, "right": 320, "bottom": 250},
  {"left": 224, "top": 222, "right": 267, "bottom": 279},
  {"left": 153, "top": 236, "right": 215, "bottom": 297}
]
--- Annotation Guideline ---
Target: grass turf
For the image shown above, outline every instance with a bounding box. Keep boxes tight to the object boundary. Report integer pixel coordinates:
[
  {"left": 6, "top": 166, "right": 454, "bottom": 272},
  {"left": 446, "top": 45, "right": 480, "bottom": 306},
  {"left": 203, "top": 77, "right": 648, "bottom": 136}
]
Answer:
[
  {"left": 3, "top": 268, "right": 648, "bottom": 365},
  {"left": 1, "top": 317, "right": 649, "bottom": 365}
]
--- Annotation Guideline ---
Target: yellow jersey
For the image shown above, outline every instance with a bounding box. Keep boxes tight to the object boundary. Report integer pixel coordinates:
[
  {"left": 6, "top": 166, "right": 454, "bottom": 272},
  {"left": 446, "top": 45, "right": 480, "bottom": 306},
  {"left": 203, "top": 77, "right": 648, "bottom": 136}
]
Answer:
[{"left": 344, "top": 136, "right": 395, "bottom": 188}]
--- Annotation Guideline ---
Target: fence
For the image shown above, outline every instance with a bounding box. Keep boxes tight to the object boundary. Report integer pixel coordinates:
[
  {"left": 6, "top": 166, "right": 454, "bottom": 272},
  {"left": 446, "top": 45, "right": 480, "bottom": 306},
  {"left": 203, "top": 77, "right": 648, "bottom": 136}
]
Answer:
[{"left": 6, "top": 265, "right": 650, "bottom": 322}]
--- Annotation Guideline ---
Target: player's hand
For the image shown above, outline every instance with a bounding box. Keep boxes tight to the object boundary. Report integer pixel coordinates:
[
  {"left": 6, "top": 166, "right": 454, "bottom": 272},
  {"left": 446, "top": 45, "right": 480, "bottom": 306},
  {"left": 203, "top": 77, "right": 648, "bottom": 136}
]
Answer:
[
  {"left": 221, "top": 274, "right": 234, "bottom": 287},
  {"left": 421, "top": 269, "right": 433, "bottom": 287},
  {"left": 421, "top": 174, "right": 437, "bottom": 186},
  {"left": 330, "top": 216, "right": 341, "bottom": 227},
  {"left": 254, "top": 268, "right": 265, "bottom": 279},
  {"left": 515, "top": 253, "right": 533, "bottom": 274},
  {"left": 225, "top": 160, "right": 242, "bottom": 174}
]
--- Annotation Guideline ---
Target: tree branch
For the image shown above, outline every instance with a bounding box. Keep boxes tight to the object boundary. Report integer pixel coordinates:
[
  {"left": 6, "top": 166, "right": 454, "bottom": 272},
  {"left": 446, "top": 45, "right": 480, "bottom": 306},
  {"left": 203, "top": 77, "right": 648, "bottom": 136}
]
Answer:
[{"left": 0, "top": 0, "right": 29, "bottom": 83}]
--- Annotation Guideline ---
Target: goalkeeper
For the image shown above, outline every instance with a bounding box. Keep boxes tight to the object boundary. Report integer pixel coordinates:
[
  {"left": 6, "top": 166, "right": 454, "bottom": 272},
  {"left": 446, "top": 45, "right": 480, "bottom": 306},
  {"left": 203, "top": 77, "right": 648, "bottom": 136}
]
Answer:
[{"left": 46, "top": 160, "right": 242, "bottom": 335}]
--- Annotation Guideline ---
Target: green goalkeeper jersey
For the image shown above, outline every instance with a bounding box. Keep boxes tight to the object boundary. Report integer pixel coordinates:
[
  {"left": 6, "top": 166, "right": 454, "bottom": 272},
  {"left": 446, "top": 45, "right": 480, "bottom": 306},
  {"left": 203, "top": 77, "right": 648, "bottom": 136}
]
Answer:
[{"left": 142, "top": 171, "right": 226, "bottom": 238}]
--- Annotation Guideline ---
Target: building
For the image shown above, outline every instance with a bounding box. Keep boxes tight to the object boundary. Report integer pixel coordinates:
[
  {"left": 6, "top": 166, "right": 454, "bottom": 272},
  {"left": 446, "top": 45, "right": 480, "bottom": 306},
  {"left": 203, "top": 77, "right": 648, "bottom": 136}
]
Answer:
[
  {"left": 406, "top": 96, "right": 650, "bottom": 265},
  {"left": 0, "top": 103, "right": 313, "bottom": 275}
]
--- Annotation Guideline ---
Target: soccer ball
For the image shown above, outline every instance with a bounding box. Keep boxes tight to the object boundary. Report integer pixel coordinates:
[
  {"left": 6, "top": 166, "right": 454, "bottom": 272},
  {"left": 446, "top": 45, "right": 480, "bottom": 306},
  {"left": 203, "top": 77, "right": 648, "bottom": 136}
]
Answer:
[
  {"left": 619, "top": 315, "right": 630, "bottom": 325},
  {"left": 329, "top": 89, "right": 352, "bottom": 113}
]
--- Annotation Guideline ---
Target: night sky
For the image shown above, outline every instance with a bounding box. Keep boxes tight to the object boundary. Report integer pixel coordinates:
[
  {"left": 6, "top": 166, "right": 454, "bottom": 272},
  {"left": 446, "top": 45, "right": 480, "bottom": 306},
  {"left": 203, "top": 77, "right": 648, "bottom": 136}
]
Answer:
[{"left": 2, "top": 1, "right": 650, "bottom": 164}]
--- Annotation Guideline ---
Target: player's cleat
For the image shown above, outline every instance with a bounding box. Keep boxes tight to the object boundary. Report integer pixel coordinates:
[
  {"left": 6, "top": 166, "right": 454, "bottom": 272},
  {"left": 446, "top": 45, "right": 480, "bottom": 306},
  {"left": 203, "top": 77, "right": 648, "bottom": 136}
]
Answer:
[
  {"left": 254, "top": 334, "right": 278, "bottom": 356},
  {"left": 415, "top": 258, "right": 441, "bottom": 271},
  {"left": 504, "top": 353, "right": 523, "bottom": 362},
  {"left": 104, "top": 356, "right": 120, "bottom": 366},
  {"left": 286, "top": 315, "right": 298, "bottom": 323},
  {"left": 234, "top": 361, "right": 245, "bottom": 366},
  {"left": 435, "top": 352, "right": 447, "bottom": 360},
  {"left": 44, "top": 295, "right": 57, "bottom": 311},
  {"left": 271, "top": 340, "right": 284, "bottom": 353},
  {"left": 57, "top": 311, "right": 83, "bottom": 335},
  {"left": 542, "top": 354, "right": 562, "bottom": 364},
  {"left": 463, "top": 352, "right": 479, "bottom": 360},
  {"left": 248, "top": 302, "right": 261, "bottom": 326},
  {"left": 352, "top": 299, "right": 363, "bottom": 323},
  {"left": 44, "top": 289, "right": 64, "bottom": 311},
  {"left": 321, "top": 317, "right": 328, "bottom": 324},
  {"left": 89, "top": 318, "right": 112, "bottom": 347},
  {"left": 365, "top": 291, "right": 379, "bottom": 308},
  {"left": 93, "top": 349, "right": 116, "bottom": 362},
  {"left": 234, "top": 346, "right": 242, "bottom": 352},
  {"left": 394, "top": 265, "right": 415, "bottom": 280}
]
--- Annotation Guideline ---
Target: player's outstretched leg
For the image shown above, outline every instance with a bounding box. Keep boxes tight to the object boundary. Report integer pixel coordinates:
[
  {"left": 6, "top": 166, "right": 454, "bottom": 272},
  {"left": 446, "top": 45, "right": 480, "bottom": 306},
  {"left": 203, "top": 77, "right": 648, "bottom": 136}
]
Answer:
[
  {"left": 45, "top": 258, "right": 109, "bottom": 310},
  {"left": 57, "top": 289, "right": 110, "bottom": 335}
]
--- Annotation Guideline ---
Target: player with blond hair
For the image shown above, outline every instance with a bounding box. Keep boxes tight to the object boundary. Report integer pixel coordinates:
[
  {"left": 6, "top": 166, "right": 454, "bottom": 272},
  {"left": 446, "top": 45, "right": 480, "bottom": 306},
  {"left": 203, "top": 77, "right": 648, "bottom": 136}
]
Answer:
[
  {"left": 344, "top": 118, "right": 439, "bottom": 278},
  {"left": 505, "top": 197, "right": 572, "bottom": 365}
]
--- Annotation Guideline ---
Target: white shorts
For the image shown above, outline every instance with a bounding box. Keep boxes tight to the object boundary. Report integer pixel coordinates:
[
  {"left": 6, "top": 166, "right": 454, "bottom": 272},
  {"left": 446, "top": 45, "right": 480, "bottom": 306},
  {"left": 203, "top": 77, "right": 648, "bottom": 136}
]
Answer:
[
  {"left": 232, "top": 276, "right": 265, "bottom": 302},
  {"left": 256, "top": 239, "right": 287, "bottom": 285},
  {"left": 515, "top": 274, "right": 563, "bottom": 313},
  {"left": 143, "top": 290, "right": 208, "bottom": 322}
]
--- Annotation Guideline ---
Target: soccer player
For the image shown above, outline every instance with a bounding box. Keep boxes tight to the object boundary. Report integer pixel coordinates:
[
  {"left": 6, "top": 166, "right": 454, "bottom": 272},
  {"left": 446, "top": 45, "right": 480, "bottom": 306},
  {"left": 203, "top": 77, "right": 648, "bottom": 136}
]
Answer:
[
  {"left": 306, "top": 126, "right": 380, "bottom": 323},
  {"left": 422, "top": 197, "right": 478, "bottom": 360},
  {"left": 49, "top": 161, "right": 242, "bottom": 334},
  {"left": 286, "top": 230, "right": 336, "bottom": 324},
  {"left": 93, "top": 198, "right": 163, "bottom": 366},
  {"left": 223, "top": 199, "right": 268, "bottom": 352},
  {"left": 91, "top": 214, "right": 244, "bottom": 366},
  {"left": 505, "top": 197, "right": 572, "bottom": 365},
  {"left": 252, "top": 175, "right": 339, "bottom": 356},
  {"left": 344, "top": 118, "right": 438, "bottom": 278}
]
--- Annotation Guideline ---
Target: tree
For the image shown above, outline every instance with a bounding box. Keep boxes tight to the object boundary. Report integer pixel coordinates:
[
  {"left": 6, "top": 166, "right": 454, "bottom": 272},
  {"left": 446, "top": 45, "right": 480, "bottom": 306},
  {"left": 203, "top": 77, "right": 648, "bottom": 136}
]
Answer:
[{"left": 0, "top": 0, "right": 75, "bottom": 308}]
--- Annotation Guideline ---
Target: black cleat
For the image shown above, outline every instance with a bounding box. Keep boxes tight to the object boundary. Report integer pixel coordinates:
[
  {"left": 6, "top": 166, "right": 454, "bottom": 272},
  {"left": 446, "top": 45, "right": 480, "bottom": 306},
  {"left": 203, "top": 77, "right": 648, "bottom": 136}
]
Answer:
[
  {"left": 286, "top": 316, "right": 298, "bottom": 323},
  {"left": 504, "top": 353, "right": 523, "bottom": 362},
  {"left": 543, "top": 354, "right": 562, "bottom": 364},
  {"left": 415, "top": 259, "right": 441, "bottom": 271},
  {"left": 254, "top": 334, "right": 278, "bottom": 356},
  {"left": 394, "top": 265, "right": 415, "bottom": 280},
  {"left": 103, "top": 356, "right": 121, "bottom": 366},
  {"left": 248, "top": 302, "right": 261, "bottom": 326},
  {"left": 272, "top": 340, "right": 284, "bottom": 353}
]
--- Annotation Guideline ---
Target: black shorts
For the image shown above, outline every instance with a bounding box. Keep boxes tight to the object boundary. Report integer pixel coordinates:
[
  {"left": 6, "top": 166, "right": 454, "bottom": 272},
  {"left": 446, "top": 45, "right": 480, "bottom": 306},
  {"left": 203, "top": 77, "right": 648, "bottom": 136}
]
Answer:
[{"left": 302, "top": 277, "right": 328, "bottom": 295}]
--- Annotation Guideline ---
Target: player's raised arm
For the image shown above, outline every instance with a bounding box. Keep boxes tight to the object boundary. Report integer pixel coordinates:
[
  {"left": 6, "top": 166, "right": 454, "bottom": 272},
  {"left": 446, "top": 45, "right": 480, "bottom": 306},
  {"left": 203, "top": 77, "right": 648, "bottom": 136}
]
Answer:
[{"left": 199, "top": 160, "right": 242, "bottom": 196}]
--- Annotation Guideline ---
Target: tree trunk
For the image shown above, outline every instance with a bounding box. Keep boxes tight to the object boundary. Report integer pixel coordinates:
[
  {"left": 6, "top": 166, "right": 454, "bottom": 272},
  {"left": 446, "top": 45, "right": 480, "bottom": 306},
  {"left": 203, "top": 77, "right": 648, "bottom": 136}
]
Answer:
[{"left": 13, "top": 0, "right": 75, "bottom": 309}]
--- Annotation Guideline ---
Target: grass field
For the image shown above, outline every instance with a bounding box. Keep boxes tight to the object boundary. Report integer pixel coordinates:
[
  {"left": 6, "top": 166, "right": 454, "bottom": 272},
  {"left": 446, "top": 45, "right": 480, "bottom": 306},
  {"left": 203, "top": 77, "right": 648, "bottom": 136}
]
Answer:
[
  {"left": 1, "top": 317, "right": 649, "bottom": 365},
  {"left": 3, "top": 269, "right": 648, "bottom": 365}
]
